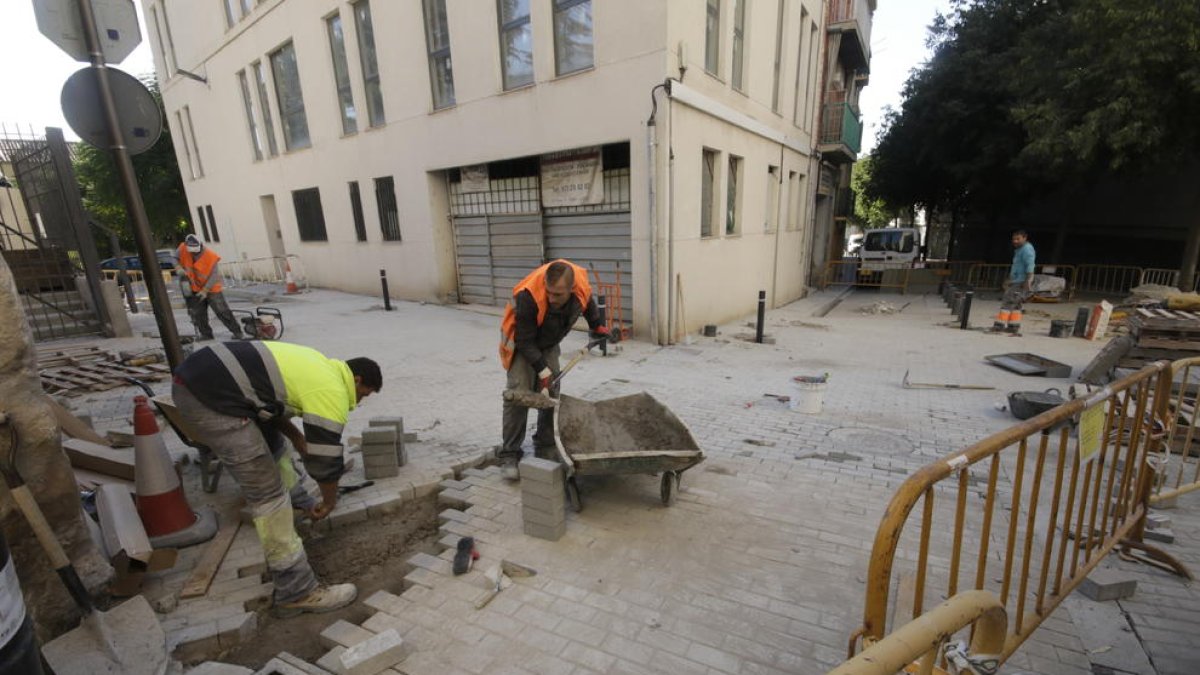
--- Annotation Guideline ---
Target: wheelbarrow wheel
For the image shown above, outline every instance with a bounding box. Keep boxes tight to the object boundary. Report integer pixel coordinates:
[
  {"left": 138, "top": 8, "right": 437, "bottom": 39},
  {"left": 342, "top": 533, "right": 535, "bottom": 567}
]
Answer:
[
  {"left": 565, "top": 477, "right": 583, "bottom": 513},
  {"left": 660, "top": 471, "right": 680, "bottom": 506}
]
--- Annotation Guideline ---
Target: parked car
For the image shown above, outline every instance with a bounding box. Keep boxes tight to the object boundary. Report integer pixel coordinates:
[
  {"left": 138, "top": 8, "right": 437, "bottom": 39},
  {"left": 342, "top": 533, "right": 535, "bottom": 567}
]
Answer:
[{"left": 99, "top": 248, "right": 176, "bottom": 272}]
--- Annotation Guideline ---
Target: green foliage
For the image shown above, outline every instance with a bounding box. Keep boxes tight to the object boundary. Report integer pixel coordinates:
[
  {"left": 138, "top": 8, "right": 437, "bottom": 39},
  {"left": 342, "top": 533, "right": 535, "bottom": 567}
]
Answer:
[
  {"left": 851, "top": 156, "right": 895, "bottom": 228},
  {"left": 73, "top": 76, "right": 190, "bottom": 248},
  {"left": 867, "top": 0, "right": 1200, "bottom": 216}
]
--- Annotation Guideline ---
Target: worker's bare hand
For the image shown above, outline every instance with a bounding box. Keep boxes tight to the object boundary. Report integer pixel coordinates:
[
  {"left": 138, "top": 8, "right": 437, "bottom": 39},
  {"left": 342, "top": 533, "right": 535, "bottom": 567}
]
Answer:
[{"left": 309, "top": 501, "right": 334, "bottom": 521}]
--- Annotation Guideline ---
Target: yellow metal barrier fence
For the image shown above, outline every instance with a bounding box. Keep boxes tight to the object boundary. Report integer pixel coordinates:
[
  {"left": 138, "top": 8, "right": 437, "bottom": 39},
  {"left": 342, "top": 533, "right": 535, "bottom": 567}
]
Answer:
[
  {"left": 822, "top": 260, "right": 911, "bottom": 291},
  {"left": 923, "top": 260, "right": 982, "bottom": 286},
  {"left": 1073, "top": 265, "right": 1144, "bottom": 297},
  {"left": 1152, "top": 357, "right": 1200, "bottom": 505},
  {"left": 849, "top": 363, "right": 1191, "bottom": 666}
]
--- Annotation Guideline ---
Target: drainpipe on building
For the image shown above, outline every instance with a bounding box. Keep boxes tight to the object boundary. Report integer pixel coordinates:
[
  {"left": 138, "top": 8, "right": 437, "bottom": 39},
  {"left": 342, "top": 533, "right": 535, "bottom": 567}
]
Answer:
[
  {"left": 769, "top": 142, "right": 785, "bottom": 308},
  {"left": 665, "top": 83, "right": 678, "bottom": 345},
  {"left": 647, "top": 81, "right": 670, "bottom": 346}
]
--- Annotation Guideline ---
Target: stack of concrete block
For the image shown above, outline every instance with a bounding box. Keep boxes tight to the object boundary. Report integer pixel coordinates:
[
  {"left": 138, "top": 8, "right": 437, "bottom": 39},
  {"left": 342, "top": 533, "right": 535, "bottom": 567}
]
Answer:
[
  {"left": 369, "top": 417, "right": 407, "bottom": 467},
  {"left": 519, "top": 457, "right": 566, "bottom": 541},
  {"left": 361, "top": 427, "right": 399, "bottom": 479}
]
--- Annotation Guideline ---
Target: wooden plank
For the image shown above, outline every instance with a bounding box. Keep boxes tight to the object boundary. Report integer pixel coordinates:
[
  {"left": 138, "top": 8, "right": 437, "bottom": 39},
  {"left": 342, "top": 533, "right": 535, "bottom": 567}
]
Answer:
[
  {"left": 74, "top": 468, "right": 135, "bottom": 493},
  {"left": 179, "top": 516, "right": 241, "bottom": 599},
  {"left": 1136, "top": 337, "right": 1200, "bottom": 351},
  {"left": 62, "top": 438, "right": 136, "bottom": 480},
  {"left": 48, "top": 398, "right": 111, "bottom": 446}
]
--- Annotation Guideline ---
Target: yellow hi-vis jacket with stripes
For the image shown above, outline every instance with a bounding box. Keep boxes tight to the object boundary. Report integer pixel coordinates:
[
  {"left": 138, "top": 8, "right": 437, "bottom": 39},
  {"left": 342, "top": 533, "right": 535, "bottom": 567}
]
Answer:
[{"left": 174, "top": 340, "right": 356, "bottom": 483}]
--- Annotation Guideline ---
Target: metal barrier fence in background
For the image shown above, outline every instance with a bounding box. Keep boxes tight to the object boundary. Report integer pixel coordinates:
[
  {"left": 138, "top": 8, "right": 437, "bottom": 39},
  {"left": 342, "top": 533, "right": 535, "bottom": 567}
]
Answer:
[
  {"left": 220, "top": 255, "right": 307, "bottom": 291},
  {"left": 1138, "top": 268, "right": 1184, "bottom": 289},
  {"left": 1152, "top": 357, "right": 1200, "bottom": 506},
  {"left": 848, "top": 363, "right": 1190, "bottom": 668},
  {"left": 1074, "top": 264, "right": 1144, "bottom": 297},
  {"left": 967, "top": 263, "right": 1076, "bottom": 299},
  {"left": 923, "top": 260, "right": 982, "bottom": 286},
  {"left": 822, "top": 260, "right": 911, "bottom": 291}
]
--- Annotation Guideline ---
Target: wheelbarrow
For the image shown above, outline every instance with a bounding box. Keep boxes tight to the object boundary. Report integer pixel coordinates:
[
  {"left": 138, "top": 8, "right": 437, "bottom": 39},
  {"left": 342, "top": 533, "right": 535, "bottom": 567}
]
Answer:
[{"left": 552, "top": 393, "right": 705, "bottom": 510}]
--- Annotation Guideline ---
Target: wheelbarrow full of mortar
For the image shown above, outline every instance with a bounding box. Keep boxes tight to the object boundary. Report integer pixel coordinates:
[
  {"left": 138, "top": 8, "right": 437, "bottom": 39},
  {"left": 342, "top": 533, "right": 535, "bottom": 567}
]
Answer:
[{"left": 552, "top": 393, "right": 705, "bottom": 510}]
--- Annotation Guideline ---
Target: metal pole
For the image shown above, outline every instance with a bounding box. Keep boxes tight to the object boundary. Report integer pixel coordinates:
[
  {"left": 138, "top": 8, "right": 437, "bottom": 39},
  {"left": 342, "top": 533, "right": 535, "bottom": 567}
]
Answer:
[
  {"left": 75, "top": 0, "right": 183, "bottom": 368},
  {"left": 380, "top": 269, "right": 392, "bottom": 311},
  {"left": 755, "top": 290, "right": 766, "bottom": 344}
]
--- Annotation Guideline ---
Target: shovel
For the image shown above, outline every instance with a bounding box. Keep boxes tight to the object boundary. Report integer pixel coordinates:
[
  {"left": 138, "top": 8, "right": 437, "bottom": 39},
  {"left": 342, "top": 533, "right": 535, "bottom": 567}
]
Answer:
[
  {"left": 0, "top": 412, "right": 168, "bottom": 675},
  {"left": 502, "top": 337, "right": 607, "bottom": 409}
]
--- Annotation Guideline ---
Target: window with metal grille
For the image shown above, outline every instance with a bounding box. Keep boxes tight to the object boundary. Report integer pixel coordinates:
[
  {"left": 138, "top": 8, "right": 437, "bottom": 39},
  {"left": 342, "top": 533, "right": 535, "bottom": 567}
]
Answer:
[
  {"left": 374, "top": 177, "right": 400, "bottom": 241},
  {"left": 423, "top": 0, "right": 455, "bottom": 109},
  {"left": 726, "top": 155, "right": 742, "bottom": 235},
  {"left": 354, "top": 1, "right": 385, "bottom": 127},
  {"left": 326, "top": 13, "right": 358, "bottom": 135},
  {"left": 701, "top": 149, "right": 717, "bottom": 238},
  {"left": 270, "top": 42, "right": 311, "bottom": 151},
  {"left": 196, "top": 206, "right": 211, "bottom": 242},
  {"left": 292, "top": 188, "right": 328, "bottom": 241},
  {"left": 498, "top": 0, "right": 533, "bottom": 90},
  {"left": 206, "top": 204, "right": 220, "bottom": 242},
  {"left": 349, "top": 181, "right": 367, "bottom": 241},
  {"left": 553, "top": 0, "right": 592, "bottom": 76},
  {"left": 705, "top": 0, "right": 720, "bottom": 75},
  {"left": 731, "top": 0, "right": 746, "bottom": 91}
]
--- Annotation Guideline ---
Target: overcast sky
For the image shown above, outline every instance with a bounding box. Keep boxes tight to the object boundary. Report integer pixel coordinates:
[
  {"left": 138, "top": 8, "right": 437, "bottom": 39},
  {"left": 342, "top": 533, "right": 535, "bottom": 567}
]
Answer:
[{"left": 0, "top": 1, "right": 949, "bottom": 151}]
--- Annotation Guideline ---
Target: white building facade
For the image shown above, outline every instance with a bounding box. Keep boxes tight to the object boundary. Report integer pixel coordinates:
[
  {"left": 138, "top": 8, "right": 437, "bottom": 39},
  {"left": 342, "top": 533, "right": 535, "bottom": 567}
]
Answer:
[{"left": 144, "top": 0, "right": 870, "bottom": 342}]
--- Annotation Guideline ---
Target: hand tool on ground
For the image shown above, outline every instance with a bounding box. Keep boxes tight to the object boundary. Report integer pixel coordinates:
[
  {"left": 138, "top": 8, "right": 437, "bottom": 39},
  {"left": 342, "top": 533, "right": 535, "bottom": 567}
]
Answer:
[
  {"left": 902, "top": 370, "right": 996, "bottom": 391},
  {"left": 338, "top": 480, "right": 375, "bottom": 495},
  {"left": 0, "top": 412, "right": 168, "bottom": 675}
]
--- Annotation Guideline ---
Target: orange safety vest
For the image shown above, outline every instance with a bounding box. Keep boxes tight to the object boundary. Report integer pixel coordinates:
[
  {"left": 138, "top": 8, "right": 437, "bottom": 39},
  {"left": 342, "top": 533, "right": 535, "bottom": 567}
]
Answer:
[
  {"left": 498, "top": 260, "right": 592, "bottom": 370},
  {"left": 177, "top": 244, "right": 223, "bottom": 293}
]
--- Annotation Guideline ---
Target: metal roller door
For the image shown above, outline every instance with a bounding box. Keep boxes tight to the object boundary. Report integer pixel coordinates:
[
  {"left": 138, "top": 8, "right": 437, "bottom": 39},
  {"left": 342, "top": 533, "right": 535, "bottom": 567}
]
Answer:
[
  {"left": 451, "top": 216, "right": 493, "bottom": 304},
  {"left": 451, "top": 214, "right": 544, "bottom": 306},
  {"left": 543, "top": 212, "right": 632, "bottom": 318}
]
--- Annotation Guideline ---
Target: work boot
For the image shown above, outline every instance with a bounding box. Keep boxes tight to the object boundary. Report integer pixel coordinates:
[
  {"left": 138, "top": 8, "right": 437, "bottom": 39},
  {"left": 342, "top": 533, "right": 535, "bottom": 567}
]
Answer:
[
  {"left": 1006, "top": 324, "right": 1021, "bottom": 335},
  {"left": 501, "top": 457, "right": 520, "bottom": 482},
  {"left": 989, "top": 322, "right": 1007, "bottom": 333},
  {"left": 272, "top": 583, "right": 357, "bottom": 617}
]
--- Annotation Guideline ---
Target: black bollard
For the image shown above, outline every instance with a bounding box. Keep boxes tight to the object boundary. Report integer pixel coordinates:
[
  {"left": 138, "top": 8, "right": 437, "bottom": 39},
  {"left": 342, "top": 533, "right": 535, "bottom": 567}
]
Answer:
[
  {"left": 380, "top": 270, "right": 393, "bottom": 311},
  {"left": 755, "top": 290, "right": 766, "bottom": 344},
  {"left": 960, "top": 291, "right": 974, "bottom": 330}
]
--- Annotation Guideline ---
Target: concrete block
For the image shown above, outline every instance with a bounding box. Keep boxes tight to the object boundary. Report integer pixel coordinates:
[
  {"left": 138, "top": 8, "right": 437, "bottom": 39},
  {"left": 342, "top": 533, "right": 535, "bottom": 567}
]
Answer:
[
  {"left": 518, "top": 478, "right": 563, "bottom": 500},
  {"left": 315, "top": 647, "right": 346, "bottom": 674},
  {"left": 361, "top": 444, "right": 398, "bottom": 458},
  {"left": 169, "top": 622, "right": 222, "bottom": 662},
  {"left": 1078, "top": 569, "right": 1138, "bottom": 602},
  {"left": 437, "top": 509, "right": 470, "bottom": 524},
  {"left": 338, "top": 629, "right": 408, "bottom": 675},
  {"left": 369, "top": 417, "right": 404, "bottom": 434},
  {"left": 320, "top": 619, "right": 376, "bottom": 650},
  {"left": 439, "top": 479, "right": 470, "bottom": 491},
  {"left": 518, "top": 457, "right": 563, "bottom": 484},
  {"left": 361, "top": 428, "right": 397, "bottom": 446},
  {"left": 521, "top": 490, "right": 565, "bottom": 514},
  {"left": 413, "top": 481, "right": 439, "bottom": 499},
  {"left": 216, "top": 612, "right": 257, "bottom": 649},
  {"left": 363, "top": 493, "right": 407, "bottom": 517},
  {"left": 1144, "top": 527, "right": 1175, "bottom": 544},
  {"left": 237, "top": 562, "right": 267, "bottom": 579},
  {"left": 1146, "top": 512, "right": 1171, "bottom": 529},
  {"left": 523, "top": 520, "right": 566, "bottom": 541},
  {"left": 437, "top": 488, "right": 471, "bottom": 509},
  {"left": 364, "top": 464, "right": 400, "bottom": 480},
  {"left": 252, "top": 653, "right": 330, "bottom": 675},
  {"left": 362, "top": 453, "right": 399, "bottom": 468},
  {"left": 188, "top": 662, "right": 253, "bottom": 675},
  {"left": 522, "top": 505, "right": 565, "bottom": 528}
]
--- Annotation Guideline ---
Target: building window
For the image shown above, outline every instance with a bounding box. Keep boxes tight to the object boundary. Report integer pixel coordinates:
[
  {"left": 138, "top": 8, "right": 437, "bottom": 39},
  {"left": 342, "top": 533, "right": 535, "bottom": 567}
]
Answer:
[
  {"left": 731, "top": 0, "right": 746, "bottom": 91},
  {"left": 499, "top": 0, "right": 533, "bottom": 90},
  {"left": 771, "top": 0, "right": 785, "bottom": 111},
  {"left": 224, "top": 0, "right": 252, "bottom": 27},
  {"left": 174, "top": 111, "right": 196, "bottom": 179},
  {"left": 237, "top": 70, "right": 263, "bottom": 161},
  {"left": 705, "top": 0, "right": 720, "bottom": 75},
  {"left": 701, "top": 149, "right": 717, "bottom": 238},
  {"left": 270, "top": 42, "right": 311, "bottom": 151},
  {"left": 252, "top": 61, "right": 280, "bottom": 157},
  {"left": 326, "top": 13, "right": 358, "bottom": 135},
  {"left": 553, "top": 0, "right": 592, "bottom": 76},
  {"left": 422, "top": 0, "right": 455, "bottom": 109},
  {"left": 349, "top": 181, "right": 367, "bottom": 242},
  {"left": 292, "top": 188, "right": 328, "bottom": 241},
  {"left": 796, "top": 16, "right": 818, "bottom": 129},
  {"left": 374, "top": 176, "right": 400, "bottom": 241},
  {"left": 766, "top": 165, "right": 780, "bottom": 233},
  {"left": 206, "top": 204, "right": 220, "bottom": 241},
  {"left": 196, "top": 206, "right": 211, "bottom": 241},
  {"left": 726, "top": 155, "right": 742, "bottom": 235},
  {"left": 149, "top": 4, "right": 175, "bottom": 76},
  {"left": 353, "top": 1, "right": 385, "bottom": 127},
  {"left": 786, "top": 170, "right": 799, "bottom": 230},
  {"left": 183, "top": 106, "right": 204, "bottom": 178}
]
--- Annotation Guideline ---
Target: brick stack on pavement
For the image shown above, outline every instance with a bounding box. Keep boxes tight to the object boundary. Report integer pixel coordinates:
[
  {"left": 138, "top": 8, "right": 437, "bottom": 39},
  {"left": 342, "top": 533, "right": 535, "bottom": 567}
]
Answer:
[
  {"left": 360, "top": 427, "right": 399, "bottom": 479},
  {"left": 368, "top": 417, "right": 407, "bottom": 467},
  {"left": 519, "top": 457, "right": 566, "bottom": 541}
]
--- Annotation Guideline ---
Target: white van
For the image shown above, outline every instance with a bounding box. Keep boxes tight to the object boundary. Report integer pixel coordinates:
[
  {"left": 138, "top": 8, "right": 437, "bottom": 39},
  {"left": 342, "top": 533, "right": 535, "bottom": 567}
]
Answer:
[{"left": 859, "top": 227, "right": 921, "bottom": 270}]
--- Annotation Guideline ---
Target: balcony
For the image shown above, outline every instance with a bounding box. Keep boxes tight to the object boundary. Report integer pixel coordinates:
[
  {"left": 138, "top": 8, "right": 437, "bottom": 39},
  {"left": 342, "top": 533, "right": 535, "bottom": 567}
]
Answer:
[
  {"left": 818, "top": 102, "right": 863, "bottom": 163},
  {"left": 827, "top": 0, "right": 874, "bottom": 71}
]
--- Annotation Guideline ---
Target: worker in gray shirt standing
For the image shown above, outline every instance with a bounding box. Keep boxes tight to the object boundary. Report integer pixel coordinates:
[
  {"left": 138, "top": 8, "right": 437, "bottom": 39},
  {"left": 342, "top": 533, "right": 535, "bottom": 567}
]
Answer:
[{"left": 992, "top": 230, "right": 1036, "bottom": 335}]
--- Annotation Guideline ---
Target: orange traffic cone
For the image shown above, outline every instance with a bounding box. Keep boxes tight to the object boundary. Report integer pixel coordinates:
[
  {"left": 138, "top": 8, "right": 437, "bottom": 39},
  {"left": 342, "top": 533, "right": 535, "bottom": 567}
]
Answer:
[
  {"left": 284, "top": 260, "right": 300, "bottom": 294},
  {"left": 133, "top": 396, "right": 217, "bottom": 548}
]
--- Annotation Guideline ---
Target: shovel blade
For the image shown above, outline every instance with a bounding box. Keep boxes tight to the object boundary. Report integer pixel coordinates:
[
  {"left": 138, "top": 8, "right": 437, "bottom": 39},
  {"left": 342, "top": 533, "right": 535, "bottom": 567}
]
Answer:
[{"left": 43, "top": 596, "right": 168, "bottom": 675}]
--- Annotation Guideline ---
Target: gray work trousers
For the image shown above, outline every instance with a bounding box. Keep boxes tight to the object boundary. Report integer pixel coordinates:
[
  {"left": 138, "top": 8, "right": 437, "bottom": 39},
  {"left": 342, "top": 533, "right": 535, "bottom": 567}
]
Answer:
[
  {"left": 187, "top": 291, "right": 243, "bottom": 340},
  {"left": 172, "top": 383, "right": 318, "bottom": 603},
  {"left": 500, "top": 346, "right": 561, "bottom": 461}
]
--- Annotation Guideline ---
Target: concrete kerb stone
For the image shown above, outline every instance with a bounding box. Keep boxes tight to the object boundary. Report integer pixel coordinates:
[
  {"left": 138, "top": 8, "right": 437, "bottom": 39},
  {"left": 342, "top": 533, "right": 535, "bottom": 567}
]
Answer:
[
  {"left": 518, "top": 457, "right": 564, "bottom": 484},
  {"left": 520, "top": 490, "right": 565, "bottom": 514},
  {"left": 517, "top": 478, "right": 564, "bottom": 501},
  {"left": 320, "top": 619, "right": 377, "bottom": 650},
  {"left": 1078, "top": 568, "right": 1138, "bottom": 602},
  {"left": 369, "top": 417, "right": 409, "bottom": 466},
  {"left": 337, "top": 628, "right": 409, "bottom": 675},
  {"left": 521, "top": 505, "right": 565, "bottom": 528}
]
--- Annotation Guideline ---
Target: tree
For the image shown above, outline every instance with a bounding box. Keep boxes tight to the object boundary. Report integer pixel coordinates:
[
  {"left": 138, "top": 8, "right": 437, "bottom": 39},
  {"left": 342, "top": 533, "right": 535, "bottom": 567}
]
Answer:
[
  {"left": 851, "top": 155, "right": 896, "bottom": 229},
  {"left": 73, "top": 76, "right": 191, "bottom": 250}
]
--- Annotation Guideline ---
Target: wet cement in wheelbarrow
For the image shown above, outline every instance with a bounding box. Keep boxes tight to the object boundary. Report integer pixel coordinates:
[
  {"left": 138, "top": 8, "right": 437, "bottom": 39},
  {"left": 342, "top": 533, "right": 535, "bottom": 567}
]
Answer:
[{"left": 557, "top": 393, "right": 699, "bottom": 454}]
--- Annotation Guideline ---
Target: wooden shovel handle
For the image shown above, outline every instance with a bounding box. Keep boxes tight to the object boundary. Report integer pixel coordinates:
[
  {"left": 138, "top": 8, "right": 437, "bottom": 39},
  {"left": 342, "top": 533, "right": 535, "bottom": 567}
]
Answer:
[{"left": 10, "top": 484, "right": 94, "bottom": 613}]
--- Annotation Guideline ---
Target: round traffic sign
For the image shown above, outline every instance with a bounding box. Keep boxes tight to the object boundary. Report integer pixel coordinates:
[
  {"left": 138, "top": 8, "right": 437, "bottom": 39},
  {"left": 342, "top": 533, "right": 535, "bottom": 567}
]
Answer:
[{"left": 61, "top": 66, "right": 163, "bottom": 155}]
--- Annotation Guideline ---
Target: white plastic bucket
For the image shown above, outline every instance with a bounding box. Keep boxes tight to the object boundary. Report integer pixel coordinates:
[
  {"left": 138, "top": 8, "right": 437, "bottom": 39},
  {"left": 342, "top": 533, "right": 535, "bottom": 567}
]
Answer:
[{"left": 790, "top": 377, "right": 827, "bottom": 414}]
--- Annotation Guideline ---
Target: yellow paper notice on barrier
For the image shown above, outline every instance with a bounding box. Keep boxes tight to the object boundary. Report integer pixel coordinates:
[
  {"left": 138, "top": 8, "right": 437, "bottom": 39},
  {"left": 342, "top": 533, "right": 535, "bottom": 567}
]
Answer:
[{"left": 1079, "top": 404, "right": 1105, "bottom": 463}]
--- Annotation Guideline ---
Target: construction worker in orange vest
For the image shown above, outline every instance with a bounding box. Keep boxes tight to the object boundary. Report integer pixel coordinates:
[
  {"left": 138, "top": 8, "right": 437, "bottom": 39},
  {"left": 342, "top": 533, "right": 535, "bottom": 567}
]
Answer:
[
  {"left": 175, "top": 234, "right": 244, "bottom": 341},
  {"left": 498, "top": 259, "right": 609, "bottom": 480}
]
